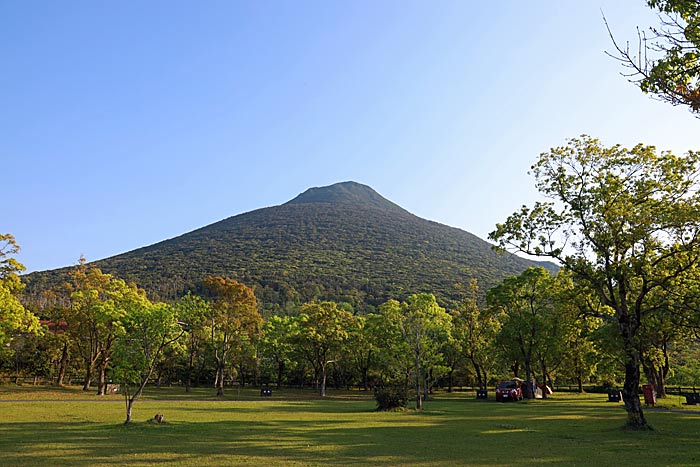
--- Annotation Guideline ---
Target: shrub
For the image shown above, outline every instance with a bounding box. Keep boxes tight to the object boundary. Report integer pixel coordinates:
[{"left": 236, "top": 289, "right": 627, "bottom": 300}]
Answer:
[{"left": 374, "top": 384, "right": 408, "bottom": 411}]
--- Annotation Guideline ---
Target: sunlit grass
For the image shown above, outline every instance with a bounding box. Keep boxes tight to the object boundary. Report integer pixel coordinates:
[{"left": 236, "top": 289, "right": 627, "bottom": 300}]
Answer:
[{"left": 0, "top": 385, "right": 699, "bottom": 466}]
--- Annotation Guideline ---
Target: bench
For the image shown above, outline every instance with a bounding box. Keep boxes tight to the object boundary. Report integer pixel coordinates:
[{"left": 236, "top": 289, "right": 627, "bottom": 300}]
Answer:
[{"left": 684, "top": 393, "right": 700, "bottom": 405}]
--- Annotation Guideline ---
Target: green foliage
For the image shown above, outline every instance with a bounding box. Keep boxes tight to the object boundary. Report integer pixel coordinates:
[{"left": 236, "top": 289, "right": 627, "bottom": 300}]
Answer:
[
  {"left": 296, "top": 301, "right": 356, "bottom": 396},
  {"left": 373, "top": 384, "right": 408, "bottom": 410},
  {"left": 378, "top": 294, "right": 452, "bottom": 409},
  {"left": 490, "top": 135, "right": 700, "bottom": 428},
  {"left": 112, "top": 300, "right": 184, "bottom": 423},
  {"left": 450, "top": 280, "right": 500, "bottom": 389},
  {"left": 488, "top": 268, "right": 562, "bottom": 397},
  {"left": 172, "top": 293, "right": 211, "bottom": 391},
  {"left": 203, "top": 276, "right": 262, "bottom": 396},
  {"left": 259, "top": 315, "right": 301, "bottom": 387},
  {"left": 608, "top": 0, "right": 700, "bottom": 115},
  {"left": 0, "top": 234, "right": 40, "bottom": 353},
  {"left": 67, "top": 261, "right": 151, "bottom": 392}
]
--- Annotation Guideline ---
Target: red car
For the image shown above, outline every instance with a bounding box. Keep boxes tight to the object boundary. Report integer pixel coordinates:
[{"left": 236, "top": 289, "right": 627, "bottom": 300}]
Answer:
[{"left": 495, "top": 380, "right": 523, "bottom": 402}]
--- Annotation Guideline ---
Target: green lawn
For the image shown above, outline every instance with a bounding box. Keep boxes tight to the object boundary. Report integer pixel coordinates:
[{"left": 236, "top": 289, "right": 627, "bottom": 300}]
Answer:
[{"left": 1, "top": 386, "right": 699, "bottom": 466}]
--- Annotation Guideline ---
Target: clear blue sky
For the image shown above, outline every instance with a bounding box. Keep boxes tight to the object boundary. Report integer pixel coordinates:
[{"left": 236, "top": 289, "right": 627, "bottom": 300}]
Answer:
[{"left": 3, "top": 1, "right": 698, "bottom": 273}]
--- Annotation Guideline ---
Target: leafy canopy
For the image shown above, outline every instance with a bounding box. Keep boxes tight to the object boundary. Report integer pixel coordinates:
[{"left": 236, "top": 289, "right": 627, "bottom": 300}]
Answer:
[{"left": 608, "top": 0, "right": 700, "bottom": 116}]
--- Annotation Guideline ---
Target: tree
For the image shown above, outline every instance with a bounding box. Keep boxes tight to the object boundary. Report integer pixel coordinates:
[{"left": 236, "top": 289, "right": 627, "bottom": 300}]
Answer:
[
  {"left": 34, "top": 288, "right": 72, "bottom": 386},
  {"left": 259, "top": 315, "right": 300, "bottom": 389},
  {"left": 67, "top": 260, "right": 146, "bottom": 394},
  {"left": 488, "top": 268, "right": 560, "bottom": 399},
  {"left": 0, "top": 234, "right": 40, "bottom": 353},
  {"left": 203, "top": 276, "right": 261, "bottom": 396},
  {"left": 557, "top": 286, "right": 602, "bottom": 393},
  {"left": 369, "top": 308, "right": 412, "bottom": 397},
  {"left": 379, "top": 294, "right": 452, "bottom": 410},
  {"left": 345, "top": 315, "right": 377, "bottom": 391},
  {"left": 296, "top": 301, "right": 356, "bottom": 396},
  {"left": 606, "top": 0, "right": 700, "bottom": 116},
  {"left": 452, "top": 280, "right": 500, "bottom": 391},
  {"left": 490, "top": 135, "right": 700, "bottom": 428},
  {"left": 112, "top": 301, "right": 185, "bottom": 424},
  {"left": 174, "top": 293, "right": 210, "bottom": 392}
]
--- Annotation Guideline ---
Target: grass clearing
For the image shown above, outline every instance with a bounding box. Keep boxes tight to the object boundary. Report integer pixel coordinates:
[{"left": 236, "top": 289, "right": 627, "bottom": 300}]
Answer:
[{"left": 1, "top": 386, "right": 699, "bottom": 466}]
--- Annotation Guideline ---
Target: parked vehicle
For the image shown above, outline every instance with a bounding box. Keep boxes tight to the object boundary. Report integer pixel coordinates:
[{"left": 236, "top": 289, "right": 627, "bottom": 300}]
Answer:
[{"left": 495, "top": 380, "right": 523, "bottom": 402}]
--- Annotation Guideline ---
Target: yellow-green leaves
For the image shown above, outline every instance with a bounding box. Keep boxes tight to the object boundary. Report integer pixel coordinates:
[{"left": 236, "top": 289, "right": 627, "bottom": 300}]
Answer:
[{"left": 0, "top": 234, "right": 40, "bottom": 349}]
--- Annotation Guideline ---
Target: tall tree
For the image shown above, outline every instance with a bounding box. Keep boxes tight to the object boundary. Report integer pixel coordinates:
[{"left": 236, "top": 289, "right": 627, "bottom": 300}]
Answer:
[
  {"left": 606, "top": 0, "right": 700, "bottom": 116},
  {"left": 490, "top": 135, "right": 700, "bottom": 428},
  {"left": 34, "top": 288, "right": 72, "bottom": 386},
  {"left": 67, "top": 260, "right": 146, "bottom": 394},
  {"left": 379, "top": 294, "right": 452, "bottom": 409},
  {"left": 174, "top": 293, "right": 210, "bottom": 392},
  {"left": 296, "top": 301, "right": 356, "bottom": 397},
  {"left": 259, "top": 315, "right": 300, "bottom": 389},
  {"left": 452, "top": 280, "right": 500, "bottom": 391},
  {"left": 112, "top": 301, "right": 185, "bottom": 424},
  {"left": 346, "top": 315, "right": 377, "bottom": 391},
  {"left": 488, "top": 268, "right": 560, "bottom": 399},
  {"left": 0, "top": 234, "right": 40, "bottom": 351},
  {"left": 203, "top": 276, "right": 261, "bottom": 396}
]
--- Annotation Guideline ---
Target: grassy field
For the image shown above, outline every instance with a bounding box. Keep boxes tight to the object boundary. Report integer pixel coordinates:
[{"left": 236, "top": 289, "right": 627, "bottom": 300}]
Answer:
[{"left": 1, "top": 385, "right": 699, "bottom": 466}]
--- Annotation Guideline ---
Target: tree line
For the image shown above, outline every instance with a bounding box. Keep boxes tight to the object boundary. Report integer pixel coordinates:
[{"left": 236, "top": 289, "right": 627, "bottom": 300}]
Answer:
[{"left": 3, "top": 207, "right": 700, "bottom": 428}]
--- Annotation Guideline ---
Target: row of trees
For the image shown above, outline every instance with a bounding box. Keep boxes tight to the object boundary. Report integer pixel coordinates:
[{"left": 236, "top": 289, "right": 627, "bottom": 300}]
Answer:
[{"left": 3, "top": 229, "right": 699, "bottom": 426}]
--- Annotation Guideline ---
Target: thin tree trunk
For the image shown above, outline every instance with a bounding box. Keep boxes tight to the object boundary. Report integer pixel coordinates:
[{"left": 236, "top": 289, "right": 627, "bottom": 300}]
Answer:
[
  {"left": 415, "top": 361, "right": 423, "bottom": 410},
  {"left": 472, "top": 360, "right": 483, "bottom": 390},
  {"left": 125, "top": 397, "right": 134, "bottom": 424},
  {"left": 82, "top": 361, "right": 93, "bottom": 391},
  {"left": 320, "top": 363, "right": 327, "bottom": 397},
  {"left": 540, "top": 359, "right": 549, "bottom": 399},
  {"left": 56, "top": 343, "right": 69, "bottom": 387},
  {"left": 523, "top": 359, "right": 534, "bottom": 399},
  {"left": 216, "top": 365, "right": 225, "bottom": 397},
  {"left": 276, "top": 359, "right": 284, "bottom": 390},
  {"left": 96, "top": 360, "right": 107, "bottom": 395}
]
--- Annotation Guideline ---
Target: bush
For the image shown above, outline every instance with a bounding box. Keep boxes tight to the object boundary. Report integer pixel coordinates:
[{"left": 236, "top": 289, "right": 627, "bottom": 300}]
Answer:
[{"left": 374, "top": 384, "right": 408, "bottom": 411}]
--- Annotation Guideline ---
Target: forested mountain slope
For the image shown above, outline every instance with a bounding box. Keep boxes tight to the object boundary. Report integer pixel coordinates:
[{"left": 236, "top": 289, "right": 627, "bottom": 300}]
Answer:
[{"left": 24, "top": 181, "right": 556, "bottom": 312}]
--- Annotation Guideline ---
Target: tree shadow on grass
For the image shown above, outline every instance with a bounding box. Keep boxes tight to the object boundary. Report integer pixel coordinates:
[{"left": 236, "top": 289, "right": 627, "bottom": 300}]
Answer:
[{"left": 1, "top": 403, "right": 699, "bottom": 467}]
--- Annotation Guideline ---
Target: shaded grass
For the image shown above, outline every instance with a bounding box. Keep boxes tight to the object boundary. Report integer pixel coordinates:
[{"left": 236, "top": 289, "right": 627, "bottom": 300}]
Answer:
[{"left": 1, "top": 387, "right": 699, "bottom": 466}]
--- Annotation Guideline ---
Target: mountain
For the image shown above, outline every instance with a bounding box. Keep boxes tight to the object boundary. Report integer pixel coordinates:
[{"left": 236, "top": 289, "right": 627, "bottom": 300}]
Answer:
[{"left": 24, "top": 181, "right": 556, "bottom": 312}]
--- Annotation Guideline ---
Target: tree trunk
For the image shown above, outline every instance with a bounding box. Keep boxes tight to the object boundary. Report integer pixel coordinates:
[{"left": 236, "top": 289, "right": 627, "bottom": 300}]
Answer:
[
  {"left": 447, "top": 368, "right": 454, "bottom": 393},
  {"left": 125, "top": 397, "right": 134, "bottom": 424},
  {"left": 540, "top": 359, "right": 549, "bottom": 399},
  {"left": 472, "top": 360, "right": 484, "bottom": 390},
  {"left": 523, "top": 359, "right": 534, "bottom": 399},
  {"left": 320, "top": 368, "right": 326, "bottom": 397},
  {"left": 415, "top": 362, "right": 423, "bottom": 410},
  {"left": 276, "top": 359, "right": 284, "bottom": 390},
  {"left": 185, "top": 349, "right": 195, "bottom": 393},
  {"left": 510, "top": 361, "right": 520, "bottom": 378},
  {"left": 82, "top": 362, "right": 92, "bottom": 391},
  {"left": 238, "top": 364, "right": 246, "bottom": 388},
  {"left": 621, "top": 350, "right": 648, "bottom": 429},
  {"left": 56, "top": 343, "right": 69, "bottom": 387},
  {"left": 96, "top": 361, "right": 107, "bottom": 395},
  {"left": 216, "top": 366, "right": 225, "bottom": 396}
]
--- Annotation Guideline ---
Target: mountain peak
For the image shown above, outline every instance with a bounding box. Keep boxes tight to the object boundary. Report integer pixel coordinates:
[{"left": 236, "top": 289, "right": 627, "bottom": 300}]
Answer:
[{"left": 284, "top": 181, "right": 405, "bottom": 212}]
